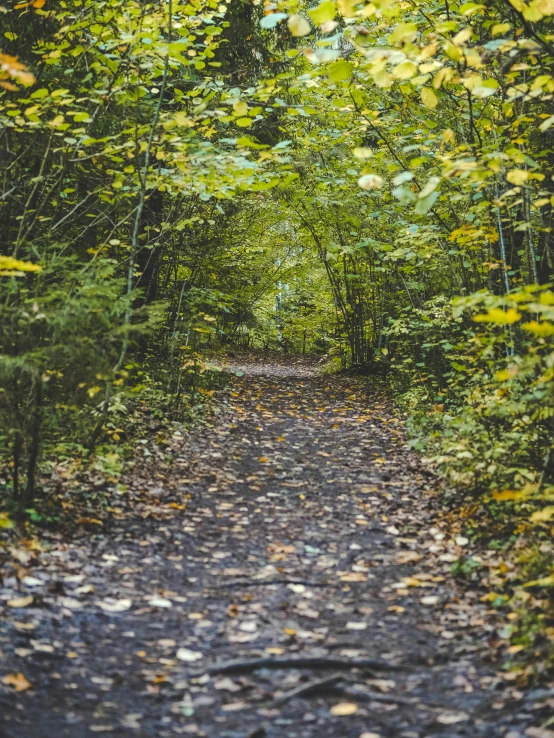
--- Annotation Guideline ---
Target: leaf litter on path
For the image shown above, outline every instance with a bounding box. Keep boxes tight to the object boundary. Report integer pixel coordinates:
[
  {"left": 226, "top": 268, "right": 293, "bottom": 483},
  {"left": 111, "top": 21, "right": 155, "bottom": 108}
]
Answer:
[{"left": 0, "top": 358, "right": 551, "bottom": 737}]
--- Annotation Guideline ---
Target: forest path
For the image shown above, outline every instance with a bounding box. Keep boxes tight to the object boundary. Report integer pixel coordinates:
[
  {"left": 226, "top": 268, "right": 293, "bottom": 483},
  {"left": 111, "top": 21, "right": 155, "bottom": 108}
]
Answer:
[{"left": 0, "top": 361, "right": 539, "bottom": 737}]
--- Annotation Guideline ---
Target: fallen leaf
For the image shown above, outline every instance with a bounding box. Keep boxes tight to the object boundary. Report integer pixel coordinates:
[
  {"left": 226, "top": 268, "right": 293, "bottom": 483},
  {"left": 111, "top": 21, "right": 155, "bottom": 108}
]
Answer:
[
  {"left": 221, "top": 701, "right": 247, "bottom": 711},
  {"left": 367, "top": 679, "right": 395, "bottom": 692},
  {"left": 58, "top": 597, "right": 84, "bottom": 610},
  {"left": 21, "top": 576, "right": 42, "bottom": 587},
  {"left": 96, "top": 598, "right": 132, "bottom": 612},
  {"left": 2, "top": 673, "right": 32, "bottom": 692},
  {"left": 330, "top": 702, "right": 358, "bottom": 716},
  {"left": 214, "top": 677, "right": 241, "bottom": 692},
  {"left": 436, "top": 712, "right": 469, "bottom": 724},
  {"left": 75, "top": 584, "right": 94, "bottom": 594},
  {"left": 148, "top": 597, "right": 172, "bottom": 608},
  {"left": 121, "top": 714, "right": 143, "bottom": 729},
  {"left": 7, "top": 596, "right": 33, "bottom": 608},
  {"left": 395, "top": 551, "right": 422, "bottom": 564},
  {"left": 420, "top": 595, "right": 440, "bottom": 606},
  {"left": 176, "top": 648, "right": 203, "bottom": 662},
  {"left": 339, "top": 572, "right": 367, "bottom": 582},
  {"left": 526, "top": 729, "right": 554, "bottom": 738}
]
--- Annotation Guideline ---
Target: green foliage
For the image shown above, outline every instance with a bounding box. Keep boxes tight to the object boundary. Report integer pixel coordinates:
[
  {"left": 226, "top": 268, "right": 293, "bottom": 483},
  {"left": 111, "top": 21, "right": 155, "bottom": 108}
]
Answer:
[
  {"left": 0, "top": 0, "right": 298, "bottom": 505},
  {"left": 2, "top": 0, "right": 554, "bottom": 659}
]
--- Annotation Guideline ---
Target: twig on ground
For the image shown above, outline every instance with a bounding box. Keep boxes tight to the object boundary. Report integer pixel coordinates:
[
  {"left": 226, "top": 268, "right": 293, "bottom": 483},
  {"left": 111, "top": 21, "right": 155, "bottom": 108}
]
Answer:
[
  {"left": 335, "top": 683, "right": 419, "bottom": 706},
  {"left": 191, "top": 656, "right": 404, "bottom": 677},
  {"left": 207, "top": 579, "right": 332, "bottom": 589},
  {"left": 271, "top": 673, "right": 344, "bottom": 706}
]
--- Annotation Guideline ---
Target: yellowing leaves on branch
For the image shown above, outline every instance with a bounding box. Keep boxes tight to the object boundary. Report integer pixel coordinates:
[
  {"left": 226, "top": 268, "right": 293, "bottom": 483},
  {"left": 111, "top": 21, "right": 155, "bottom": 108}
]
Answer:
[
  {"left": 0, "top": 51, "right": 35, "bottom": 90},
  {"left": 0, "top": 256, "right": 42, "bottom": 276},
  {"left": 1, "top": 0, "right": 554, "bottom": 680}
]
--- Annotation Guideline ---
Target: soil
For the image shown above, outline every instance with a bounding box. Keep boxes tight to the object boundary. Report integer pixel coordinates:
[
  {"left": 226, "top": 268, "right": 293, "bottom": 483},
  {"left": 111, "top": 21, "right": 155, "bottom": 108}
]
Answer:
[{"left": 0, "top": 359, "right": 550, "bottom": 738}]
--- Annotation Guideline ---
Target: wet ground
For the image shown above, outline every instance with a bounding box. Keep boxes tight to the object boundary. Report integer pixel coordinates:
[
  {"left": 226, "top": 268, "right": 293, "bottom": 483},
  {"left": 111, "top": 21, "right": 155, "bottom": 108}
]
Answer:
[{"left": 0, "top": 361, "right": 549, "bottom": 737}]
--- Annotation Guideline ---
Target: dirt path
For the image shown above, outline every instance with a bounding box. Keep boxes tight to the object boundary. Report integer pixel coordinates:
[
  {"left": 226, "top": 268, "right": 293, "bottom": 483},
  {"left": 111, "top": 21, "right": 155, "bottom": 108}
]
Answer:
[{"left": 0, "top": 362, "right": 545, "bottom": 737}]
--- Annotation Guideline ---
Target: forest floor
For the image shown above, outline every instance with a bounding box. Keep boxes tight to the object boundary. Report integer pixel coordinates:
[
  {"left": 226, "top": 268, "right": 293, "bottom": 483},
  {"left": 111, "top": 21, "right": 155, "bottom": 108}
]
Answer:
[{"left": 0, "top": 359, "right": 552, "bottom": 738}]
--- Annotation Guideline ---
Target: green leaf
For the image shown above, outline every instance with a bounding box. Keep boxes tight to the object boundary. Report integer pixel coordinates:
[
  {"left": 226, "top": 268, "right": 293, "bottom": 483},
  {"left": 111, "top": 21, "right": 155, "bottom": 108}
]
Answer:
[
  {"left": 418, "top": 176, "right": 440, "bottom": 198},
  {"left": 388, "top": 22, "right": 418, "bottom": 44},
  {"left": 393, "top": 186, "right": 416, "bottom": 204},
  {"left": 308, "top": 0, "right": 336, "bottom": 24},
  {"left": 414, "top": 190, "right": 439, "bottom": 214},
  {"left": 393, "top": 171, "right": 414, "bottom": 186},
  {"left": 328, "top": 59, "right": 353, "bottom": 82}
]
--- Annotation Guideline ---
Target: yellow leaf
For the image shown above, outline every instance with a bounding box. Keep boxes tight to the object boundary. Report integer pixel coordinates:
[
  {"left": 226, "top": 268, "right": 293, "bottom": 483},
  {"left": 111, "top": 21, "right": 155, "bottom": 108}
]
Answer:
[
  {"left": 421, "top": 87, "right": 438, "bottom": 109},
  {"left": 433, "top": 67, "right": 454, "bottom": 89},
  {"left": 400, "top": 576, "right": 432, "bottom": 587},
  {"left": 393, "top": 61, "right": 417, "bottom": 79},
  {"left": 0, "top": 256, "right": 41, "bottom": 276},
  {"left": 522, "top": 320, "right": 554, "bottom": 337},
  {"left": 174, "top": 112, "right": 194, "bottom": 127},
  {"left": 1, "top": 673, "right": 32, "bottom": 692},
  {"left": 232, "top": 100, "right": 248, "bottom": 117},
  {"left": 0, "top": 513, "right": 14, "bottom": 529},
  {"left": 389, "top": 22, "right": 418, "bottom": 44},
  {"left": 506, "top": 169, "right": 529, "bottom": 185},
  {"left": 492, "top": 489, "right": 526, "bottom": 501},
  {"left": 336, "top": 0, "right": 356, "bottom": 17},
  {"left": 480, "top": 591, "right": 505, "bottom": 602},
  {"left": 524, "top": 573, "right": 554, "bottom": 587},
  {"left": 308, "top": 0, "right": 336, "bottom": 25},
  {"left": 420, "top": 42, "right": 438, "bottom": 60},
  {"left": 288, "top": 14, "right": 311, "bottom": 36},
  {"left": 496, "top": 366, "right": 518, "bottom": 381},
  {"left": 536, "top": 0, "right": 554, "bottom": 14},
  {"left": 530, "top": 506, "right": 554, "bottom": 523},
  {"left": 330, "top": 702, "right": 358, "bottom": 716},
  {"left": 473, "top": 308, "right": 521, "bottom": 325}
]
